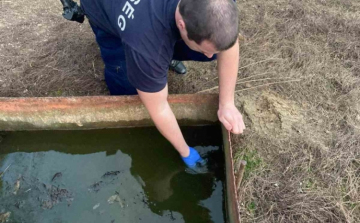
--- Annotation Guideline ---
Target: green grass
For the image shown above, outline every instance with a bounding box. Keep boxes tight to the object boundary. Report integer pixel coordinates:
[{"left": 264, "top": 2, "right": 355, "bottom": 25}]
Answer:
[
  {"left": 247, "top": 201, "right": 257, "bottom": 216},
  {"left": 234, "top": 147, "right": 263, "bottom": 180},
  {"left": 54, "top": 90, "right": 63, "bottom": 97},
  {"left": 304, "top": 178, "right": 316, "bottom": 189}
]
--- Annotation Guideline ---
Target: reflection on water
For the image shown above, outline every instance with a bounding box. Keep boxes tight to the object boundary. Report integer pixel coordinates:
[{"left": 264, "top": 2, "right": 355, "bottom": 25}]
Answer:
[{"left": 0, "top": 126, "right": 225, "bottom": 223}]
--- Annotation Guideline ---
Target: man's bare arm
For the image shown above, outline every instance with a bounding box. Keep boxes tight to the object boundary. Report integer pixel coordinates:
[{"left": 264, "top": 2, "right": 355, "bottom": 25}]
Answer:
[
  {"left": 137, "top": 85, "right": 190, "bottom": 157},
  {"left": 217, "top": 40, "right": 245, "bottom": 134}
]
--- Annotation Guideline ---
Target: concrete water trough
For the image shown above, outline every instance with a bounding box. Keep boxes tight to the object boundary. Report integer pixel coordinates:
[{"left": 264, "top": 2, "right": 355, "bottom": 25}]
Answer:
[{"left": 0, "top": 94, "right": 239, "bottom": 223}]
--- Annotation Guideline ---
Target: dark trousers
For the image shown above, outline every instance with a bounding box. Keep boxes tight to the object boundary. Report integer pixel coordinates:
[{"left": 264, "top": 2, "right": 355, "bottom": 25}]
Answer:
[{"left": 90, "top": 24, "right": 216, "bottom": 95}]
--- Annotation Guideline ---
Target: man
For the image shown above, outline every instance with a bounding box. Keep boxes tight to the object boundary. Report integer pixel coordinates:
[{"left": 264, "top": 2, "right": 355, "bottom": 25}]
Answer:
[{"left": 80, "top": 0, "right": 245, "bottom": 173}]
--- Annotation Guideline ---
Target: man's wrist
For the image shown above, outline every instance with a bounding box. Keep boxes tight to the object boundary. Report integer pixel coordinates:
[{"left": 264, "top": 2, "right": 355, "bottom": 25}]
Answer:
[
  {"left": 219, "top": 98, "right": 235, "bottom": 108},
  {"left": 179, "top": 145, "right": 190, "bottom": 157}
]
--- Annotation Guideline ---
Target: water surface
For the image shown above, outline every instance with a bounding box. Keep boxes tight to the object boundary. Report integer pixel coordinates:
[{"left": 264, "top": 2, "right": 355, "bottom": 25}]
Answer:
[{"left": 0, "top": 126, "right": 224, "bottom": 223}]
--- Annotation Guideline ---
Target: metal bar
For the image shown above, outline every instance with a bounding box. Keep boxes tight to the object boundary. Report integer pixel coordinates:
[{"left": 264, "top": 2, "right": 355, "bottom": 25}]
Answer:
[
  {"left": 222, "top": 126, "right": 241, "bottom": 223},
  {"left": 0, "top": 94, "right": 218, "bottom": 131}
]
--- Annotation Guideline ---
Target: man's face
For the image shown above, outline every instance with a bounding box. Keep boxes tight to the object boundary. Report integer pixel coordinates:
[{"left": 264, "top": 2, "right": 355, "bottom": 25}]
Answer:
[
  {"left": 175, "top": 5, "right": 219, "bottom": 58},
  {"left": 180, "top": 29, "right": 220, "bottom": 58}
]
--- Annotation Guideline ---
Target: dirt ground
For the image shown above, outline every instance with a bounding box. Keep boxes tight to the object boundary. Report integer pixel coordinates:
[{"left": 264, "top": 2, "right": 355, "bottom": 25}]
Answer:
[{"left": 1, "top": 0, "right": 359, "bottom": 222}]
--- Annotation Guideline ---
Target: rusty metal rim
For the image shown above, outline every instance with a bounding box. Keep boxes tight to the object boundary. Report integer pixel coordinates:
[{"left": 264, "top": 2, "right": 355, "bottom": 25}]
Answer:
[{"left": 222, "top": 126, "right": 241, "bottom": 223}]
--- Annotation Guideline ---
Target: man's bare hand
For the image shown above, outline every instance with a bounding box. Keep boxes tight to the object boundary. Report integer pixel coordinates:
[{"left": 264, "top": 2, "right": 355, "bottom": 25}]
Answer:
[{"left": 218, "top": 103, "right": 245, "bottom": 134}]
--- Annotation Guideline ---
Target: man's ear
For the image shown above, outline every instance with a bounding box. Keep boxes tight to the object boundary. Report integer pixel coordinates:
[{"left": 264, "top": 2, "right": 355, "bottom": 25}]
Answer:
[{"left": 177, "top": 19, "right": 186, "bottom": 31}]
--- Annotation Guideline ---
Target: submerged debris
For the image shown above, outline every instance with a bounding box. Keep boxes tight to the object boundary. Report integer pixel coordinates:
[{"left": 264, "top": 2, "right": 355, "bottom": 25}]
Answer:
[
  {"left": 13, "top": 178, "right": 21, "bottom": 195},
  {"left": 93, "top": 203, "right": 100, "bottom": 210},
  {"left": 41, "top": 200, "right": 53, "bottom": 210},
  {"left": 0, "top": 212, "right": 11, "bottom": 223},
  {"left": 14, "top": 200, "right": 25, "bottom": 209},
  {"left": 89, "top": 181, "right": 104, "bottom": 193},
  {"left": 41, "top": 185, "right": 73, "bottom": 209},
  {"left": 108, "top": 191, "right": 126, "bottom": 208},
  {"left": 49, "top": 186, "right": 72, "bottom": 204},
  {"left": 134, "top": 175, "right": 146, "bottom": 187},
  {"left": 51, "top": 172, "right": 62, "bottom": 182},
  {"left": 89, "top": 171, "right": 123, "bottom": 193},
  {"left": 67, "top": 198, "right": 74, "bottom": 207},
  {"left": 107, "top": 194, "right": 124, "bottom": 208},
  {"left": 0, "top": 164, "right": 11, "bottom": 178},
  {"left": 107, "top": 195, "right": 118, "bottom": 204},
  {"left": 42, "top": 183, "right": 51, "bottom": 190},
  {"left": 102, "top": 171, "right": 121, "bottom": 178}
]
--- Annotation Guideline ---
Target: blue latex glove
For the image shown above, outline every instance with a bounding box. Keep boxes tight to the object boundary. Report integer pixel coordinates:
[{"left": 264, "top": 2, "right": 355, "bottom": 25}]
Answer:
[{"left": 182, "top": 147, "right": 208, "bottom": 174}]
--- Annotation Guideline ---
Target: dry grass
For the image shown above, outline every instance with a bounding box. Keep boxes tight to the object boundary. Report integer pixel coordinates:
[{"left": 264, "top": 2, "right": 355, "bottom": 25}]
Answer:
[
  {"left": 229, "top": 0, "right": 360, "bottom": 222},
  {"left": 0, "top": 0, "right": 107, "bottom": 96},
  {"left": 1, "top": 0, "right": 360, "bottom": 222}
]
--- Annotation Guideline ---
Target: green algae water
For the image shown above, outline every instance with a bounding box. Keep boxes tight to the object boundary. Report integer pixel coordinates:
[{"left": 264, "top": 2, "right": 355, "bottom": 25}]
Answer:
[{"left": 0, "top": 126, "right": 225, "bottom": 223}]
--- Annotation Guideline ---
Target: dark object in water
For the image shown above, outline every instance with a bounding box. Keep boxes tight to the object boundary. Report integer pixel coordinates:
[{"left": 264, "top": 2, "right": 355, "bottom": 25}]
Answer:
[
  {"left": 15, "top": 201, "right": 25, "bottom": 209},
  {"left": 41, "top": 186, "right": 73, "bottom": 210},
  {"left": 51, "top": 172, "right": 62, "bottom": 182},
  {"left": 89, "top": 181, "right": 104, "bottom": 193},
  {"left": 102, "top": 171, "right": 121, "bottom": 178},
  {"left": 185, "top": 158, "right": 209, "bottom": 175},
  {"left": 185, "top": 165, "right": 209, "bottom": 175}
]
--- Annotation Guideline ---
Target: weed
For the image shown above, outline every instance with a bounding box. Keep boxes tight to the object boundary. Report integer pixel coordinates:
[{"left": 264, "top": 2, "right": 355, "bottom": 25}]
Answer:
[
  {"left": 247, "top": 201, "right": 256, "bottom": 216},
  {"left": 235, "top": 147, "right": 263, "bottom": 180}
]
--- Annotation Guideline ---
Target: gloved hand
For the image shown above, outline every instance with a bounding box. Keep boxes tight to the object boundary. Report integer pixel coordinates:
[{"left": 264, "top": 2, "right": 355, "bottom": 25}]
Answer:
[{"left": 182, "top": 147, "right": 208, "bottom": 174}]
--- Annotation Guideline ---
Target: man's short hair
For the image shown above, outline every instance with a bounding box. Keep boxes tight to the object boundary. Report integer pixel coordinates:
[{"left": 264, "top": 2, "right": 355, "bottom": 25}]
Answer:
[{"left": 179, "top": 0, "right": 239, "bottom": 51}]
